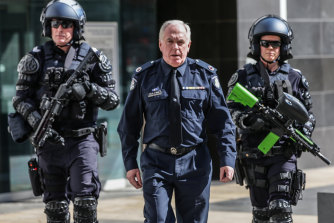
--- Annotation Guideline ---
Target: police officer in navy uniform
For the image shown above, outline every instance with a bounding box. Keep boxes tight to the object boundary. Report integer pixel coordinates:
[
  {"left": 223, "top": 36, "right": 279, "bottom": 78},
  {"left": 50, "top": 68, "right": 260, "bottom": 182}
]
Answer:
[
  {"left": 227, "top": 15, "right": 316, "bottom": 223},
  {"left": 12, "top": 0, "right": 119, "bottom": 222},
  {"left": 117, "top": 20, "right": 236, "bottom": 223}
]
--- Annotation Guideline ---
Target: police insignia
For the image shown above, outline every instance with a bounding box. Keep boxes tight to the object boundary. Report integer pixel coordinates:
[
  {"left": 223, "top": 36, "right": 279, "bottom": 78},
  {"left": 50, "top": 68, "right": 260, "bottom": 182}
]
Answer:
[
  {"left": 130, "top": 78, "right": 137, "bottom": 91},
  {"left": 136, "top": 66, "right": 142, "bottom": 73},
  {"left": 98, "top": 52, "right": 112, "bottom": 72},
  {"left": 228, "top": 72, "right": 239, "bottom": 87},
  {"left": 301, "top": 76, "right": 309, "bottom": 89},
  {"left": 212, "top": 76, "right": 221, "bottom": 89},
  {"left": 17, "top": 54, "right": 39, "bottom": 74},
  {"left": 208, "top": 65, "right": 214, "bottom": 71}
]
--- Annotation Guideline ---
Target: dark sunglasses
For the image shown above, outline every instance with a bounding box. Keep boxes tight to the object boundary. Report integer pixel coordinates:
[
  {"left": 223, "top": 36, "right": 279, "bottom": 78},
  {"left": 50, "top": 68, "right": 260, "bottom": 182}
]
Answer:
[
  {"left": 259, "top": 40, "right": 281, "bottom": 48},
  {"left": 51, "top": 20, "right": 74, "bottom": 29}
]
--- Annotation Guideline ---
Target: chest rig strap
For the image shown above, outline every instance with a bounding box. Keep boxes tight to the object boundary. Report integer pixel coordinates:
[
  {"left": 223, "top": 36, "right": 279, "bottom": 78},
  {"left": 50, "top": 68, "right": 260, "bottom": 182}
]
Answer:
[
  {"left": 68, "top": 42, "right": 91, "bottom": 70},
  {"left": 274, "top": 80, "right": 292, "bottom": 99},
  {"left": 258, "top": 62, "right": 275, "bottom": 106}
]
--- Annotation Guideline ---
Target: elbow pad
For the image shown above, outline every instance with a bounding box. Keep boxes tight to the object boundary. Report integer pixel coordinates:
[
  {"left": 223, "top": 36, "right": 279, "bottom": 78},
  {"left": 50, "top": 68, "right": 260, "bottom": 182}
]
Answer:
[
  {"left": 86, "top": 83, "right": 119, "bottom": 110},
  {"left": 12, "top": 96, "right": 41, "bottom": 130},
  {"left": 100, "top": 90, "right": 119, "bottom": 110}
]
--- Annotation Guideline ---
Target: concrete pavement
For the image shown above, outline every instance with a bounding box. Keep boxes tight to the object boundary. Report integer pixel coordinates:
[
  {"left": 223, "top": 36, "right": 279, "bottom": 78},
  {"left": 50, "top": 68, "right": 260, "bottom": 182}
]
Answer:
[{"left": 0, "top": 166, "right": 333, "bottom": 223}]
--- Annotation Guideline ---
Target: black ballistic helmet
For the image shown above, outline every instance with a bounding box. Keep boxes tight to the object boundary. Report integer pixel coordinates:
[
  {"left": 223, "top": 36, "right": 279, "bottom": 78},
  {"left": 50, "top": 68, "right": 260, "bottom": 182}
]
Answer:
[
  {"left": 248, "top": 14, "right": 294, "bottom": 62},
  {"left": 40, "top": 0, "right": 86, "bottom": 41}
]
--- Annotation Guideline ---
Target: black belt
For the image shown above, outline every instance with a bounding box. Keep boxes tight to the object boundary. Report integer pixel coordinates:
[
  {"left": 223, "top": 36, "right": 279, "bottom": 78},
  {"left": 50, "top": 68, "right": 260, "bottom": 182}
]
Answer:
[
  {"left": 61, "top": 127, "right": 95, "bottom": 138},
  {"left": 147, "top": 143, "right": 196, "bottom": 155}
]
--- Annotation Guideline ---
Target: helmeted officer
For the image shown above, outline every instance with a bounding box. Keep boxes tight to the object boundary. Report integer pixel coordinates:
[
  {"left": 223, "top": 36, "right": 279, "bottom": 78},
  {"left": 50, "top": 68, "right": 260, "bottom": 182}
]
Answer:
[
  {"left": 227, "top": 15, "right": 316, "bottom": 223},
  {"left": 12, "top": 0, "right": 119, "bottom": 222},
  {"left": 117, "top": 20, "right": 236, "bottom": 223}
]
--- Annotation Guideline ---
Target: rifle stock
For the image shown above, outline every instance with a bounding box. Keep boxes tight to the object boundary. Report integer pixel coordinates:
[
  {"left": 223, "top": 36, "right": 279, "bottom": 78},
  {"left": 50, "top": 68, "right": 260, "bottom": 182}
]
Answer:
[{"left": 228, "top": 83, "right": 331, "bottom": 165}]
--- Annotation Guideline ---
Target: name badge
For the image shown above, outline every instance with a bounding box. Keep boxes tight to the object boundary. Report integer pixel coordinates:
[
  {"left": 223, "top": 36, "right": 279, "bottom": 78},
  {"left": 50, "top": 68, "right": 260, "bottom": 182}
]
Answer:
[
  {"left": 182, "top": 86, "right": 205, "bottom": 90},
  {"left": 148, "top": 89, "right": 162, "bottom": 97}
]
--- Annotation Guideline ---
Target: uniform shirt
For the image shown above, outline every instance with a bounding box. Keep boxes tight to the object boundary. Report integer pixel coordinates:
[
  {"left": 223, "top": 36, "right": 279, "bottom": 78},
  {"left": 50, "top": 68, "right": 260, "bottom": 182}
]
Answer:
[{"left": 118, "top": 57, "right": 236, "bottom": 171}]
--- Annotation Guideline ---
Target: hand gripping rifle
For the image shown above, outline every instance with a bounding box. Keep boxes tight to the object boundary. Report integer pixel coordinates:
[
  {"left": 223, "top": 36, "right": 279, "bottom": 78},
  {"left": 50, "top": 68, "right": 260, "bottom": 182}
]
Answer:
[
  {"left": 227, "top": 83, "right": 331, "bottom": 165},
  {"left": 31, "top": 50, "right": 96, "bottom": 149}
]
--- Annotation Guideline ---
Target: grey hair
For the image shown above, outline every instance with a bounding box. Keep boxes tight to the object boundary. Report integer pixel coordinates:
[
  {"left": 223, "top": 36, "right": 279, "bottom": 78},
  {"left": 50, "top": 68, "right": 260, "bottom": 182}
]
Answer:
[{"left": 159, "top": 20, "right": 191, "bottom": 42}]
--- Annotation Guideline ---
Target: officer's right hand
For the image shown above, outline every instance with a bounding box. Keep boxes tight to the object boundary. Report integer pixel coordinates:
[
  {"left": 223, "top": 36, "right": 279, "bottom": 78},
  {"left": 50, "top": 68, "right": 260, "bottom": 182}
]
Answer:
[
  {"left": 47, "top": 128, "right": 65, "bottom": 146},
  {"left": 242, "top": 112, "right": 268, "bottom": 130},
  {"left": 126, "top": 168, "right": 142, "bottom": 189},
  {"left": 71, "top": 81, "right": 91, "bottom": 101}
]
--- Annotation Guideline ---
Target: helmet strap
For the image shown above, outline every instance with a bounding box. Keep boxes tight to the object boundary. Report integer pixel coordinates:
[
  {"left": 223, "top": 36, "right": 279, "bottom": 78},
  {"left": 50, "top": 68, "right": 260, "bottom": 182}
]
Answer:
[
  {"left": 56, "top": 39, "right": 74, "bottom": 48},
  {"left": 260, "top": 55, "right": 280, "bottom": 64}
]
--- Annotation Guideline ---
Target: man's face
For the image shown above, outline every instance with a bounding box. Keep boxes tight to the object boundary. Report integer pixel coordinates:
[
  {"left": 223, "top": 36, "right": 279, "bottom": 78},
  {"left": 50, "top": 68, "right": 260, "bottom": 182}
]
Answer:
[
  {"left": 260, "top": 35, "right": 281, "bottom": 62},
  {"left": 159, "top": 24, "right": 191, "bottom": 68},
  {"left": 51, "top": 19, "right": 74, "bottom": 47}
]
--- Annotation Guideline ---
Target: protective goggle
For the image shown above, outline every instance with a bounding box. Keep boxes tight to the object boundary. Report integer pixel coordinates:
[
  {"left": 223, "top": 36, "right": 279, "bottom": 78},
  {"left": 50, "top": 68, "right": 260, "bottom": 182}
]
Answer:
[
  {"left": 51, "top": 20, "right": 74, "bottom": 29},
  {"left": 259, "top": 40, "right": 281, "bottom": 48}
]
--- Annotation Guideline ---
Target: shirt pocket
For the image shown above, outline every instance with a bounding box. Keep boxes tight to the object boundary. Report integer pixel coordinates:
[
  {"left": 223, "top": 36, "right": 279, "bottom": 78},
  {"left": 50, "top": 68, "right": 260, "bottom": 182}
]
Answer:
[
  {"left": 145, "top": 89, "right": 169, "bottom": 119},
  {"left": 181, "top": 90, "right": 207, "bottom": 120}
]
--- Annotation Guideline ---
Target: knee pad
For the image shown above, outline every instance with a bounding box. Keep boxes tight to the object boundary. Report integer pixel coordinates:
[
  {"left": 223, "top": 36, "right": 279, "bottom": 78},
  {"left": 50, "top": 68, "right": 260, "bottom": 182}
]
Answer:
[
  {"left": 74, "top": 196, "right": 98, "bottom": 223},
  {"left": 44, "top": 200, "right": 70, "bottom": 223},
  {"left": 269, "top": 199, "right": 292, "bottom": 223},
  {"left": 252, "top": 206, "right": 269, "bottom": 223}
]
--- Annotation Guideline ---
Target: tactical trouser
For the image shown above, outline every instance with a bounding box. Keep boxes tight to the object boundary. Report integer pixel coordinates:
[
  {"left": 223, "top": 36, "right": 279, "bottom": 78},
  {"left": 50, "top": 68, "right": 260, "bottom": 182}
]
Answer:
[{"left": 236, "top": 154, "right": 305, "bottom": 223}]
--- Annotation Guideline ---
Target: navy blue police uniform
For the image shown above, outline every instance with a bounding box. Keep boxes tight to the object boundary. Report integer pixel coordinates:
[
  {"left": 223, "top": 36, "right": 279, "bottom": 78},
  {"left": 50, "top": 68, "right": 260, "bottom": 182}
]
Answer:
[
  {"left": 118, "top": 57, "right": 236, "bottom": 223},
  {"left": 13, "top": 40, "right": 119, "bottom": 222},
  {"left": 227, "top": 61, "right": 315, "bottom": 221}
]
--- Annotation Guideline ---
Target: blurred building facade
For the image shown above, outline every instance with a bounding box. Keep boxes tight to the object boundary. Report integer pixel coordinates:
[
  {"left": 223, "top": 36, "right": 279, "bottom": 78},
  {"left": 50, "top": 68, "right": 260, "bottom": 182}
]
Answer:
[{"left": 0, "top": 0, "right": 333, "bottom": 200}]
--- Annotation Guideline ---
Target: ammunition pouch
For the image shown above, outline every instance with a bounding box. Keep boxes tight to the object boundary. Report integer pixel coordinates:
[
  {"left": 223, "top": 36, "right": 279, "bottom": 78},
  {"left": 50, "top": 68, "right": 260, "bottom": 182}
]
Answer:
[
  {"left": 291, "top": 169, "right": 306, "bottom": 205},
  {"left": 28, "top": 158, "right": 44, "bottom": 196},
  {"left": 8, "top": 112, "right": 33, "bottom": 143},
  {"left": 94, "top": 121, "right": 108, "bottom": 157}
]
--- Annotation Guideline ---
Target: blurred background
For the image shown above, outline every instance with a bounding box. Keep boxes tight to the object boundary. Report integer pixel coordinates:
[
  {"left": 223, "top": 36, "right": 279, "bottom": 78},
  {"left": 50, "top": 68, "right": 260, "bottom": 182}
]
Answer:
[{"left": 1, "top": 0, "right": 334, "bottom": 201}]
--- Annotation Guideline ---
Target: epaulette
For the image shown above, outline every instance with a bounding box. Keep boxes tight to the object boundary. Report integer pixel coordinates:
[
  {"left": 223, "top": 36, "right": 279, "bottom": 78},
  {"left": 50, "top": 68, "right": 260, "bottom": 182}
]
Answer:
[
  {"left": 194, "top": 59, "right": 216, "bottom": 73},
  {"left": 32, "top": 46, "right": 42, "bottom": 53},
  {"left": 292, "top": 68, "right": 302, "bottom": 75},
  {"left": 244, "top": 63, "right": 257, "bottom": 75},
  {"left": 134, "top": 60, "right": 155, "bottom": 75}
]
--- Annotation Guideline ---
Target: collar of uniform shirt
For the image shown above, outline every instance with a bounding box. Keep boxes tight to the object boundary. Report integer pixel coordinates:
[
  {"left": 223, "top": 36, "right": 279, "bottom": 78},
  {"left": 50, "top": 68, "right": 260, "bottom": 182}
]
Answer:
[{"left": 161, "top": 58, "right": 188, "bottom": 77}]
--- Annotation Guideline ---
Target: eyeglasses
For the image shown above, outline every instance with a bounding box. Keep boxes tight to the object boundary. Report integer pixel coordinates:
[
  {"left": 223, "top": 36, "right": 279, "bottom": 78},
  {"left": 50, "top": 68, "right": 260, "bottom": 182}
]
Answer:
[
  {"left": 51, "top": 20, "right": 74, "bottom": 29},
  {"left": 259, "top": 40, "right": 281, "bottom": 48}
]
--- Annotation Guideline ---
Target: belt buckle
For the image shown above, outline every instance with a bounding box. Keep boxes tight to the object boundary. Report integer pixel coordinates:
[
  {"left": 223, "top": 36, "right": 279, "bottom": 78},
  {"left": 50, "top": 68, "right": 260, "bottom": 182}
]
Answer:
[{"left": 170, "top": 147, "right": 177, "bottom": 155}]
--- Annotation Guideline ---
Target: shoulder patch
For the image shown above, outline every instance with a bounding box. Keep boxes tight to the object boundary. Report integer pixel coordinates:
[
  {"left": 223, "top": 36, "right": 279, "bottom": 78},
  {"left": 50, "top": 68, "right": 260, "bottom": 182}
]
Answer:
[
  {"left": 228, "top": 72, "right": 239, "bottom": 87},
  {"left": 90, "top": 47, "right": 112, "bottom": 72},
  {"left": 135, "top": 60, "right": 155, "bottom": 74},
  {"left": 129, "top": 78, "right": 138, "bottom": 91},
  {"left": 195, "top": 59, "right": 217, "bottom": 73},
  {"left": 301, "top": 75, "right": 309, "bottom": 89},
  {"left": 212, "top": 75, "right": 221, "bottom": 89},
  {"left": 17, "top": 54, "right": 39, "bottom": 74},
  {"left": 98, "top": 51, "right": 112, "bottom": 72}
]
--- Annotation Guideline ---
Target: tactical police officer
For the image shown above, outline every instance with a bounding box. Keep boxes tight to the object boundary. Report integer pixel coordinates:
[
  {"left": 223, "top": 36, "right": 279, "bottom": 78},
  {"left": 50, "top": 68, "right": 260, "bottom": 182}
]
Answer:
[
  {"left": 12, "top": 0, "right": 119, "bottom": 222},
  {"left": 227, "top": 15, "right": 315, "bottom": 223},
  {"left": 117, "top": 20, "right": 236, "bottom": 223}
]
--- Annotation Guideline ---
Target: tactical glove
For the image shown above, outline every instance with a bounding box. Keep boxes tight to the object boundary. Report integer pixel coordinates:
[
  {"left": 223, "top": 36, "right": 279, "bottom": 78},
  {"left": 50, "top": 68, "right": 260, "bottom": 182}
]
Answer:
[
  {"left": 71, "top": 81, "right": 91, "bottom": 101},
  {"left": 240, "top": 112, "right": 268, "bottom": 130}
]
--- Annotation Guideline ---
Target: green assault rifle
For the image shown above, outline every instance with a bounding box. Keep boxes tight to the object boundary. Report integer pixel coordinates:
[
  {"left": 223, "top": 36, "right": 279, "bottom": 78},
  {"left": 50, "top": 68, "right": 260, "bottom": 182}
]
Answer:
[{"left": 227, "top": 83, "right": 331, "bottom": 165}]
